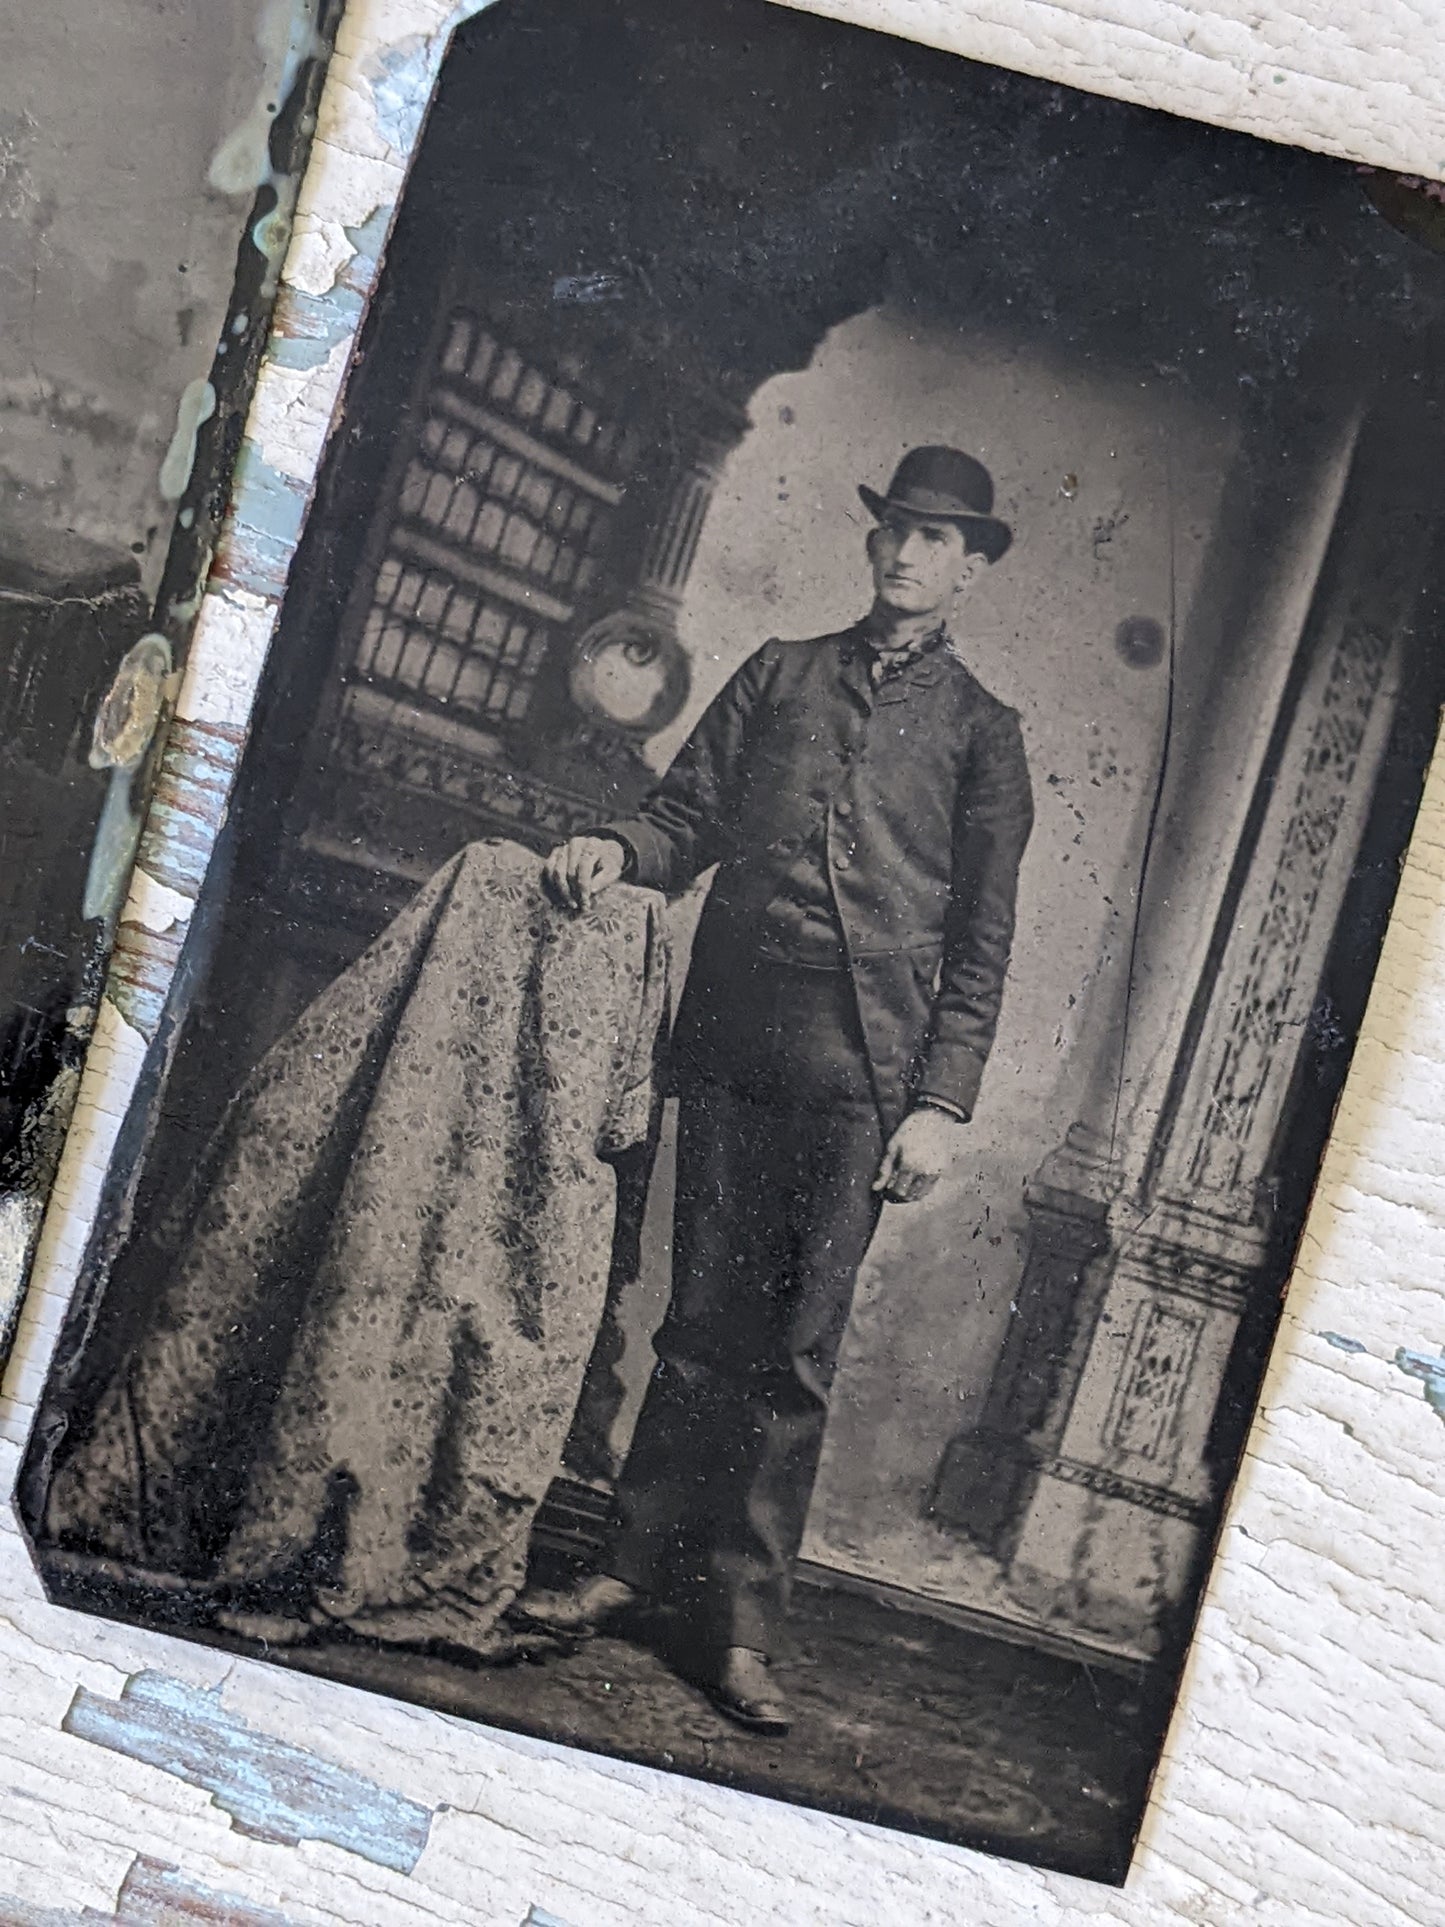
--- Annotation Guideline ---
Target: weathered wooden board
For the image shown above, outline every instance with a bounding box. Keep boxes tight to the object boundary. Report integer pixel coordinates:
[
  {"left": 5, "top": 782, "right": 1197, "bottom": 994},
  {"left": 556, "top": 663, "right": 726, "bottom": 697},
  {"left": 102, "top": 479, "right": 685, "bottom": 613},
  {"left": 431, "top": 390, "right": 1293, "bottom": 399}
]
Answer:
[{"left": 1, "top": 2, "right": 1442, "bottom": 1922}]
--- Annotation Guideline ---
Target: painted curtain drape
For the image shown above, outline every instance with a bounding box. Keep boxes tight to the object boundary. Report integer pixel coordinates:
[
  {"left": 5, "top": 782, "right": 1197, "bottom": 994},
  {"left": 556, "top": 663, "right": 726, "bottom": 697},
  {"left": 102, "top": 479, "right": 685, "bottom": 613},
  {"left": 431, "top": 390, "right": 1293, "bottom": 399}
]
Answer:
[{"left": 41, "top": 839, "right": 669, "bottom": 1650}]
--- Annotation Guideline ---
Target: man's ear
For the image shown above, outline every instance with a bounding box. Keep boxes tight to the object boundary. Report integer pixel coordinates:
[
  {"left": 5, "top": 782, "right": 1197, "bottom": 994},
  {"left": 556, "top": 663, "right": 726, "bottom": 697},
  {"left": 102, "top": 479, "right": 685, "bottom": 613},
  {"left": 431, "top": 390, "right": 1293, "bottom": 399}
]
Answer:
[{"left": 955, "top": 549, "right": 987, "bottom": 594}]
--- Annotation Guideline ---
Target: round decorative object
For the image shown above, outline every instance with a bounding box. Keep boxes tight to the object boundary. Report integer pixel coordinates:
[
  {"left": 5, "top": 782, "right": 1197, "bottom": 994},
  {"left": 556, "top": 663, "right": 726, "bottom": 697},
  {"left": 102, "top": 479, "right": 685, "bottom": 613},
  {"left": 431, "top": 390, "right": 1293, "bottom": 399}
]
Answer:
[
  {"left": 1115, "top": 615, "right": 1166, "bottom": 669},
  {"left": 568, "top": 610, "right": 692, "bottom": 737}
]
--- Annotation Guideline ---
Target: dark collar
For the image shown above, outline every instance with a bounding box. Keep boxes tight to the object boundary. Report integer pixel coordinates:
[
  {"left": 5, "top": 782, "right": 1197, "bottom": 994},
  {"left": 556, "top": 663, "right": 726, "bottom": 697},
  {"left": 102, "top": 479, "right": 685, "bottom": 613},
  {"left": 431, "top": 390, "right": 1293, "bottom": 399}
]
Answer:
[{"left": 847, "top": 618, "right": 950, "bottom": 690}]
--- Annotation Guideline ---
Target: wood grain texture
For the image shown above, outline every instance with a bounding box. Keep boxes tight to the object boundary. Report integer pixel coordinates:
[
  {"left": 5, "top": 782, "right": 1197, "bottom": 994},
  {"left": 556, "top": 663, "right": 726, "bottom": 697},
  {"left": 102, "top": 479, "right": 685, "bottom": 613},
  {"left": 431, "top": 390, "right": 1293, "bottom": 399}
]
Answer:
[{"left": 2, "top": 2, "right": 1443, "bottom": 1921}]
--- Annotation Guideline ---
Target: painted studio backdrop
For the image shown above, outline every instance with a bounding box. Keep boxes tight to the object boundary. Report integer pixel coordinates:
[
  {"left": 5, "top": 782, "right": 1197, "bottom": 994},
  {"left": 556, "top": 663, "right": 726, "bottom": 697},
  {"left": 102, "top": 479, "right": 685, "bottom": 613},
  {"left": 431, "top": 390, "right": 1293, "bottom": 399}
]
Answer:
[{"left": 19, "top": 0, "right": 1445, "bottom": 1884}]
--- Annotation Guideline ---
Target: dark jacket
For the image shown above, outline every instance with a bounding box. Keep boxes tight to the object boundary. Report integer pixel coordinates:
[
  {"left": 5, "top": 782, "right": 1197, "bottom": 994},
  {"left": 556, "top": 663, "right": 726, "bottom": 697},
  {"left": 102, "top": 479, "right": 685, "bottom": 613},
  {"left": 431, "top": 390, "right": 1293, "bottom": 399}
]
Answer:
[{"left": 607, "top": 623, "right": 1034, "bottom": 1135}]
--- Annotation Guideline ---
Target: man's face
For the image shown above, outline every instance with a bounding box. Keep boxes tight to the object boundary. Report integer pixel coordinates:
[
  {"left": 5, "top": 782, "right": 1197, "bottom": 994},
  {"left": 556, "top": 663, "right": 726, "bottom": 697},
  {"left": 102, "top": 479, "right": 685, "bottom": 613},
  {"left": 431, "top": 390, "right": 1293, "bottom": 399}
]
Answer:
[{"left": 867, "top": 512, "right": 979, "bottom": 618}]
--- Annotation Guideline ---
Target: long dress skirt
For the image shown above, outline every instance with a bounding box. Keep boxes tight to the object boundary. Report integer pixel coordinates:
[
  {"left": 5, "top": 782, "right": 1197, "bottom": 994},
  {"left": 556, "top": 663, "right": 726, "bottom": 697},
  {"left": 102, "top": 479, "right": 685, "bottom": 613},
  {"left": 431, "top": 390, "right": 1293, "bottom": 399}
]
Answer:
[{"left": 36, "top": 840, "right": 668, "bottom": 1651}]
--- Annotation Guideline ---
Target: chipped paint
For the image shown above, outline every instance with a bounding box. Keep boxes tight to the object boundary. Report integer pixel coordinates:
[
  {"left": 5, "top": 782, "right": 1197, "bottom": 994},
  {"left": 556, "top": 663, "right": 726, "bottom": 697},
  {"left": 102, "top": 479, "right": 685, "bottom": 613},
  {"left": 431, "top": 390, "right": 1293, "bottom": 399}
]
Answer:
[
  {"left": 64, "top": 1672, "right": 434, "bottom": 1874},
  {"left": 214, "top": 442, "right": 312, "bottom": 599},
  {"left": 1316, "top": 1330, "right": 1445, "bottom": 1426},
  {"left": 125, "top": 869, "right": 197, "bottom": 937},
  {"left": 111, "top": 1856, "right": 301, "bottom": 1925},
  {"left": 174, "top": 584, "right": 280, "bottom": 727},
  {"left": 340, "top": 202, "right": 392, "bottom": 283},
  {"left": 1318, "top": 1330, "right": 1367, "bottom": 1355},
  {"left": 107, "top": 922, "right": 187, "bottom": 1042},
  {"left": 361, "top": 33, "right": 445, "bottom": 157},
  {"left": 0, "top": 1855, "right": 301, "bottom": 1925},
  {"left": 136, "top": 718, "right": 248, "bottom": 902},
  {"left": 158, "top": 380, "right": 218, "bottom": 501},
  {"left": 268, "top": 280, "right": 366, "bottom": 371},
  {"left": 360, "top": 2, "right": 495, "bottom": 159},
  {"left": 1393, "top": 1345, "right": 1445, "bottom": 1421},
  {"left": 87, "top": 1, "right": 479, "bottom": 1048}
]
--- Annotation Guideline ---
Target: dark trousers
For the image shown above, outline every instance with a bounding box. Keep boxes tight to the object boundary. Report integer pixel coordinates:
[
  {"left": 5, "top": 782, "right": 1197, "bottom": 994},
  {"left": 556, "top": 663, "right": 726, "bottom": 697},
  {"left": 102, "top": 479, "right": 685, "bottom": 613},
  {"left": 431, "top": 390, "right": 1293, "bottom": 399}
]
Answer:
[{"left": 606, "top": 957, "right": 884, "bottom": 1658}]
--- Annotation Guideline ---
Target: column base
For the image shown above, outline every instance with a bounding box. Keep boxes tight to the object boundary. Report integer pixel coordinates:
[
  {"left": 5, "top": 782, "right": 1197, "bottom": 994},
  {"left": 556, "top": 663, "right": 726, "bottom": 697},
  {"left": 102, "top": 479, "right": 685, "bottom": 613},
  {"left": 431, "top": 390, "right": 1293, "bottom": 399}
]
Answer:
[
  {"left": 1005, "top": 1460, "right": 1207, "bottom": 1659},
  {"left": 928, "top": 1169, "right": 1113, "bottom": 1558}
]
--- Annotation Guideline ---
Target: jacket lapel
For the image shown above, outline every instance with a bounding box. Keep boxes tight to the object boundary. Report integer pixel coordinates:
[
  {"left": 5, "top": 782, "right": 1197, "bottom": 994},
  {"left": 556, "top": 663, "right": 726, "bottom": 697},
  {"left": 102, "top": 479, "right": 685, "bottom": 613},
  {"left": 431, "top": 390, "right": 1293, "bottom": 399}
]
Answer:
[{"left": 836, "top": 629, "right": 876, "bottom": 713}]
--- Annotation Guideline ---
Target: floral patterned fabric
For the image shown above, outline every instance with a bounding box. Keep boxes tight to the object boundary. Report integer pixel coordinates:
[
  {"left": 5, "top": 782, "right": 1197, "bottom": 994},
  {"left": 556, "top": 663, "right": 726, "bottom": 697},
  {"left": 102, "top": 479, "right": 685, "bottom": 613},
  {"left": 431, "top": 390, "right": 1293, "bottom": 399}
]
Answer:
[{"left": 42, "top": 840, "right": 668, "bottom": 1647}]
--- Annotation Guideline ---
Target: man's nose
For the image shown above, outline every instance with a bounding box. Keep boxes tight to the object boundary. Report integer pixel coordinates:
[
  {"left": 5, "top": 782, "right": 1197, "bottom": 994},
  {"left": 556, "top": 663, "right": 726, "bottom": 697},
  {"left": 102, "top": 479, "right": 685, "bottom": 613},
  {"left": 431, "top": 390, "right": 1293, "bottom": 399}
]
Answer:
[{"left": 895, "top": 528, "right": 927, "bottom": 567}]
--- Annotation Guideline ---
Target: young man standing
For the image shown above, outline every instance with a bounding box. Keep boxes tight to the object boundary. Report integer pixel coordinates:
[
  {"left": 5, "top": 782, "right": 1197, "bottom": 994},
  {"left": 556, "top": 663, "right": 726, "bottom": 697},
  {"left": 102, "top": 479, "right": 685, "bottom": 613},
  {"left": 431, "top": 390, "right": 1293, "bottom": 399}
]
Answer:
[{"left": 528, "top": 445, "right": 1034, "bottom": 1735}]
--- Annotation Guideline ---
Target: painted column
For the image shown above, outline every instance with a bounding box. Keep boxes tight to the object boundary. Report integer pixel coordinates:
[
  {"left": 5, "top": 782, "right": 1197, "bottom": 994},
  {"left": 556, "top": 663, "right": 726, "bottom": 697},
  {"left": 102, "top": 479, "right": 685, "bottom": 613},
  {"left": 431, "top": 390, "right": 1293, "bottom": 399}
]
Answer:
[
  {"left": 930, "top": 396, "right": 1360, "bottom": 1579},
  {"left": 997, "top": 402, "right": 1419, "bottom": 1654}
]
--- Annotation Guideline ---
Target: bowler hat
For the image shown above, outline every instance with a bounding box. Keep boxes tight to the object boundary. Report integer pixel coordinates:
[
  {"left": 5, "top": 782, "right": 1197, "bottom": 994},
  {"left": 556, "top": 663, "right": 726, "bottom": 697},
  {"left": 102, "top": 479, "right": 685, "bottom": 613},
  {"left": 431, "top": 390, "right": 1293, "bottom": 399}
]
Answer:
[{"left": 859, "top": 445, "right": 1012, "bottom": 563}]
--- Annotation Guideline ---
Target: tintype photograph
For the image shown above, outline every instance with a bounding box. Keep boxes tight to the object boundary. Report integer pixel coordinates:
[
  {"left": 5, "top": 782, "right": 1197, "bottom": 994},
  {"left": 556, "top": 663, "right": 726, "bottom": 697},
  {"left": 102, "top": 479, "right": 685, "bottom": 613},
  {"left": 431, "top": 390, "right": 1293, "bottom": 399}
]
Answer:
[
  {"left": 0, "top": 0, "right": 336, "bottom": 1345},
  {"left": 18, "top": 0, "right": 1445, "bottom": 1883}
]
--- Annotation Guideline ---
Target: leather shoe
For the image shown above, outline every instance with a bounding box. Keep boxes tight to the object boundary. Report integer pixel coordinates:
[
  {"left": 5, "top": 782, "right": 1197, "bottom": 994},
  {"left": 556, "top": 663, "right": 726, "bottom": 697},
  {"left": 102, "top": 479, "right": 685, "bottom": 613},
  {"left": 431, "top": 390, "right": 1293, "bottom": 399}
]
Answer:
[
  {"left": 706, "top": 1645, "right": 790, "bottom": 1736},
  {"left": 509, "top": 1574, "right": 639, "bottom": 1637}
]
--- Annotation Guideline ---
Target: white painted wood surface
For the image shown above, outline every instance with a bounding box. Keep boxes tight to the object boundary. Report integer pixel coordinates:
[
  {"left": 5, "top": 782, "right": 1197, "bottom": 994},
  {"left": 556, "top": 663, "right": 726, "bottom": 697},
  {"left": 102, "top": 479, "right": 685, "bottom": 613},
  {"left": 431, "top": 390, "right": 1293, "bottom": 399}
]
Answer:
[{"left": 2, "top": 2, "right": 1443, "bottom": 1920}]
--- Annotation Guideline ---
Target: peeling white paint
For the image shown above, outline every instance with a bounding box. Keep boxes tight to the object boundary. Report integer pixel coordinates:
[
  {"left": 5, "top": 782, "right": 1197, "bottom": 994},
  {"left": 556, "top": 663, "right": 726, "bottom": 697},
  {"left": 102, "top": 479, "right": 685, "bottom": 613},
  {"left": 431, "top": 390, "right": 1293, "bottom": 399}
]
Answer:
[
  {"left": 286, "top": 207, "right": 371, "bottom": 294},
  {"left": 176, "top": 583, "right": 284, "bottom": 727},
  {"left": 246, "top": 333, "right": 355, "bottom": 481},
  {"left": 123, "top": 869, "right": 197, "bottom": 937}
]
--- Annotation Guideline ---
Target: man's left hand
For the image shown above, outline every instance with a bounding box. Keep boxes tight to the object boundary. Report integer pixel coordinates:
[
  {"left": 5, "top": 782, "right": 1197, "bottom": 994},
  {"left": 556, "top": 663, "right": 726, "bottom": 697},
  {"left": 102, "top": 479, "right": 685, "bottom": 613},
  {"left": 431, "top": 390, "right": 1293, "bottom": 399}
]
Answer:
[{"left": 873, "top": 1105, "right": 966, "bottom": 1204}]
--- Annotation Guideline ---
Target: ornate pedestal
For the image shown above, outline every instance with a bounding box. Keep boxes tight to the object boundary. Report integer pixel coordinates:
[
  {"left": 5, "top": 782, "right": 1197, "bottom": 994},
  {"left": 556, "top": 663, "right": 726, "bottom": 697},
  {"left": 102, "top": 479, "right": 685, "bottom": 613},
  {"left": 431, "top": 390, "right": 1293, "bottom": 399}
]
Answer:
[{"left": 929, "top": 390, "right": 1422, "bottom": 1657}]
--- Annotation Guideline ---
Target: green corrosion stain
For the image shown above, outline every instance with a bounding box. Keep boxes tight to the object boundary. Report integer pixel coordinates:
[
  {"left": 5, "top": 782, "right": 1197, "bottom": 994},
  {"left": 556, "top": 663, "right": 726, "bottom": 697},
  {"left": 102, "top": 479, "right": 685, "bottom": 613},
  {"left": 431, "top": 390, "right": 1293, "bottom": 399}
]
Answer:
[
  {"left": 254, "top": 170, "right": 302, "bottom": 299},
  {"left": 159, "top": 378, "right": 217, "bottom": 501},
  {"left": 209, "top": 0, "right": 325, "bottom": 297},
  {"left": 209, "top": 0, "right": 322, "bottom": 196}
]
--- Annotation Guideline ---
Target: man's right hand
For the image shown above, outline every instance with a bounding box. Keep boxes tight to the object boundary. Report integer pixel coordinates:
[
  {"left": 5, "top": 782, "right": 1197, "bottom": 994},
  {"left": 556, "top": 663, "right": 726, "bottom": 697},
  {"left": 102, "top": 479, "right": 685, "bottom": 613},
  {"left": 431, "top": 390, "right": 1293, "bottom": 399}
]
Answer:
[{"left": 542, "top": 835, "right": 627, "bottom": 914}]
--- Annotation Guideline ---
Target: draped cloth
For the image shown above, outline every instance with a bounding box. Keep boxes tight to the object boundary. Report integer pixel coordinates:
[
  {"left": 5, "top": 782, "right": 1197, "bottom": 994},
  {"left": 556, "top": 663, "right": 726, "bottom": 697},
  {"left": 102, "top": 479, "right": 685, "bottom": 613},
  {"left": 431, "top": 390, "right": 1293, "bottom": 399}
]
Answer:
[{"left": 40, "top": 839, "right": 668, "bottom": 1650}]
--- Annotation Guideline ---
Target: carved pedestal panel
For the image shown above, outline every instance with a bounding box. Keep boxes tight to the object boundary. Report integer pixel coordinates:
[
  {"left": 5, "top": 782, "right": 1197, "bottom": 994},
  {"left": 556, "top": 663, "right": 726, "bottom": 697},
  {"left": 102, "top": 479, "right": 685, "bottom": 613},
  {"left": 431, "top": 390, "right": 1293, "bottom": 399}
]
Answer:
[{"left": 1004, "top": 1205, "right": 1258, "bottom": 1650}]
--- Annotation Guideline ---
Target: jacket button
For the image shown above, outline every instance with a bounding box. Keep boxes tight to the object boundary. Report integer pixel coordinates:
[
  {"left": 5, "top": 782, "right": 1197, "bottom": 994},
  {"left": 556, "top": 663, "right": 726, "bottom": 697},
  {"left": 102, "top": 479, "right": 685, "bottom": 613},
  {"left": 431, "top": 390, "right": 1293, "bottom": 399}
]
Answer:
[
  {"left": 834, "top": 798, "right": 852, "bottom": 819},
  {"left": 834, "top": 853, "right": 852, "bottom": 871}
]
